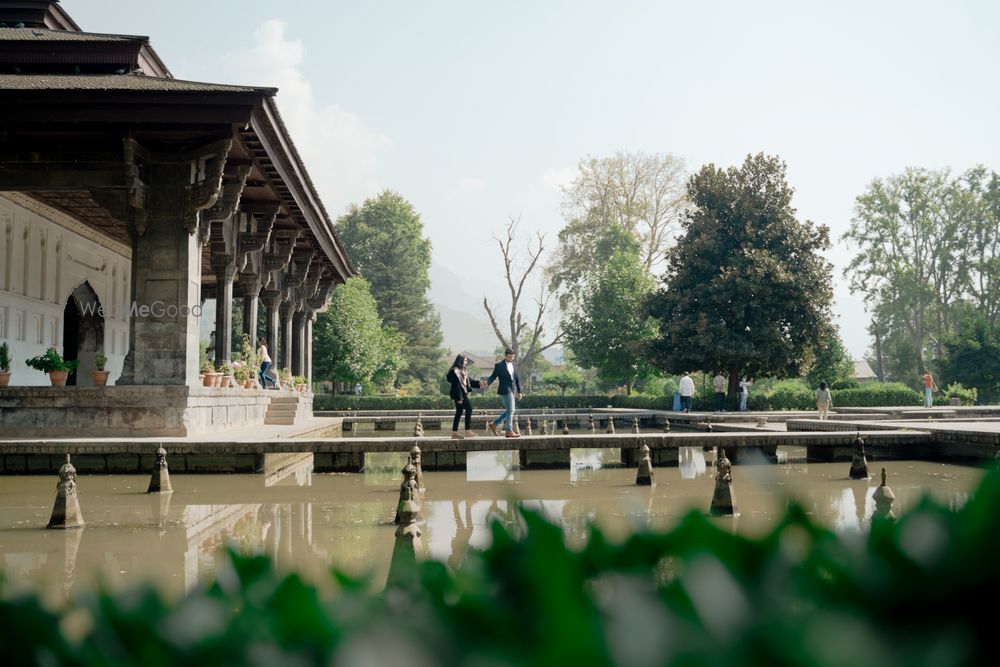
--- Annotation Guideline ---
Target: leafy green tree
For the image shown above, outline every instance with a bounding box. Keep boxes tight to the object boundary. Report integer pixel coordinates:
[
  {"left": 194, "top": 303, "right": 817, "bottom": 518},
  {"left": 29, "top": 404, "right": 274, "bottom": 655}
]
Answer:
[
  {"left": 335, "top": 191, "right": 444, "bottom": 387},
  {"left": 937, "top": 313, "right": 1000, "bottom": 403},
  {"left": 548, "top": 151, "right": 687, "bottom": 312},
  {"left": 806, "top": 327, "right": 856, "bottom": 388},
  {"left": 563, "top": 249, "right": 659, "bottom": 395},
  {"left": 543, "top": 361, "right": 584, "bottom": 396},
  {"left": 644, "top": 153, "right": 834, "bottom": 400},
  {"left": 844, "top": 167, "right": 1000, "bottom": 384},
  {"left": 313, "top": 278, "right": 407, "bottom": 392}
]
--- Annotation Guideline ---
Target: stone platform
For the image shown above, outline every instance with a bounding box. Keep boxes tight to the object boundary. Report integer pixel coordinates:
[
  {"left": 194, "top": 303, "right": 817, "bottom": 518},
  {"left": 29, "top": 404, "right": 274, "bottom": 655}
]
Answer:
[{"left": 0, "top": 385, "right": 312, "bottom": 437}]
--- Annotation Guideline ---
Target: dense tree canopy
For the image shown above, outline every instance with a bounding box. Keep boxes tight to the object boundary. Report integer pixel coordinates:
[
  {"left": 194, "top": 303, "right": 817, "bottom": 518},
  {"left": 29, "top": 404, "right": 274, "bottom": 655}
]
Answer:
[
  {"left": 644, "top": 153, "right": 834, "bottom": 398},
  {"left": 844, "top": 166, "right": 1000, "bottom": 387},
  {"left": 312, "top": 277, "right": 406, "bottom": 392},
  {"left": 806, "top": 327, "right": 856, "bottom": 389},
  {"left": 563, "top": 247, "right": 659, "bottom": 395},
  {"left": 335, "top": 191, "right": 444, "bottom": 388}
]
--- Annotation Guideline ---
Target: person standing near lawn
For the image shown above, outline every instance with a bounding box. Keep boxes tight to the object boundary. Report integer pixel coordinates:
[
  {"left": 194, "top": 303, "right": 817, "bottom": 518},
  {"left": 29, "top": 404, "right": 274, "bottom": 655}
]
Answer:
[
  {"left": 739, "top": 377, "right": 752, "bottom": 411},
  {"left": 679, "top": 372, "right": 695, "bottom": 413},
  {"left": 713, "top": 372, "right": 726, "bottom": 412},
  {"left": 921, "top": 369, "right": 938, "bottom": 408}
]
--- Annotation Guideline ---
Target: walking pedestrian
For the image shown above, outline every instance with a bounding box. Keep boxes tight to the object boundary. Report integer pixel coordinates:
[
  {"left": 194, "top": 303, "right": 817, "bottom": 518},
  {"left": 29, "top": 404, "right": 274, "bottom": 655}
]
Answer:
[
  {"left": 447, "top": 354, "right": 487, "bottom": 439},
  {"left": 815, "top": 381, "right": 833, "bottom": 420},
  {"left": 485, "top": 348, "right": 523, "bottom": 438},
  {"left": 258, "top": 341, "right": 273, "bottom": 389}
]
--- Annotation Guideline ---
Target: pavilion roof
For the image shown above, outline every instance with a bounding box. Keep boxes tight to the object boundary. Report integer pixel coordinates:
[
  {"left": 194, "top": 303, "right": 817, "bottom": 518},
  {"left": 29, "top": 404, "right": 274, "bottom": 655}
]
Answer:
[
  {"left": 0, "top": 27, "right": 142, "bottom": 42},
  {"left": 0, "top": 72, "right": 266, "bottom": 93}
]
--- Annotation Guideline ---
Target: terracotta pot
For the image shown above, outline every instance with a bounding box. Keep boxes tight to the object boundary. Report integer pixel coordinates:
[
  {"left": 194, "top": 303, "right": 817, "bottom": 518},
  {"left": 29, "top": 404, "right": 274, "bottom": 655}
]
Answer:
[
  {"left": 202, "top": 373, "right": 215, "bottom": 387},
  {"left": 215, "top": 373, "right": 225, "bottom": 387},
  {"left": 92, "top": 370, "right": 110, "bottom": 387},
  {"left": 244, "top": 379, "right": 253, "bottom": 389},
  {"left": 0, "top": 372, "right": 10, "bottom": 387},
  {"left": 220, "top": 375, "right": 232, "bottom": 388},
  {"left": 49, "top": 370, "right": 69, "bottom": 386}
]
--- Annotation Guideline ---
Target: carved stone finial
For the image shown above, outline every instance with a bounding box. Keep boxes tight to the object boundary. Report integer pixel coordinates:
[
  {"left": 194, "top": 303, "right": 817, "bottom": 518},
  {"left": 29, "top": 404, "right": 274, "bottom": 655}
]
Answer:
[
  {"left": 589, "top": 414, "right": 597, "bottom": 433},
  {"left": 632, "top": 416, "right": 640, "bottom": 434},
  {"left": 635, "top": 443, "right": 654, "bottom": 486},
  {"left": 662, "top": 419, "right": 670, "bottom": 433},
  {"left": 709, "top": 450, "right": 738, "bottom": 516},
  {"left": 409, "top": 444, "right": 424, "bottom": 491},
  {"left": 606, "top": 417, "right": 616, "bottom": 435},
  {"left": 525, "top": 418, "right": 533, "bottom": 436},
  {"left": 147, "top": 446, "right": 173, "bottom": 493},
  {"left": 394, "top": 462, "right": 422, "bottom": 525},
  {"left": 540, "top": 418, "right": 548, "bottom": 436},
  {"left": 413, "top": 413, "right": 424, "bottom": 437},
  {"left": 872, "top": 467, "right": 896, "bottom": 520},
  {"left": 849, "top": 435, "right": 869, "bottom": 480},
  {"left": 48, "top": 454, "right": 85, "bottom": 529},
  {"left": 562, "top": 420, "right": 570, "bottom": 435}
]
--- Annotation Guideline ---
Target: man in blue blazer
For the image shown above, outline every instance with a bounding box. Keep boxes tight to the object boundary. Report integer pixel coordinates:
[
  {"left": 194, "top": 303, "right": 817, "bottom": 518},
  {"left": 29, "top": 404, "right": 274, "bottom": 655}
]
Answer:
[{"left": 485, "top": 348, "right": 523, "bottom": 438}]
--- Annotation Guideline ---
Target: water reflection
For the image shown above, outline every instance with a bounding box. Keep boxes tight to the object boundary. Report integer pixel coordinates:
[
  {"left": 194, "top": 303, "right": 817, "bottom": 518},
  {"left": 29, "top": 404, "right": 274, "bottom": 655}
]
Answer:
[
  {"left": 0, "top": 461, "right": 984, "bottom": 605},
  {"left": 467, "top": 451, "right": 518, "bottom": 482},
  {"left": 570, "top": 448, "right": 621, "bottom": 482},
  {"left": 679, "top": 447, "right": 709, "bottom": 479}
]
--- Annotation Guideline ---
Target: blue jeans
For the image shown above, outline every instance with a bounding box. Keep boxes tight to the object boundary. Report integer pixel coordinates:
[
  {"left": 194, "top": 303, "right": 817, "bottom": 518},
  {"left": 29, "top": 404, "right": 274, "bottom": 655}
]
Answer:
[
  {"left": 260, "top": 361, "right": 272, "bottom": 388},
  {"left": 739, "top": 393, "right": 748, "bottom": 411},
  {"left": 493, "top": 392, "right": 516, "bottom": 432},
  {"left": 924, "top": 387, "right": 933, "bottom": 407}
]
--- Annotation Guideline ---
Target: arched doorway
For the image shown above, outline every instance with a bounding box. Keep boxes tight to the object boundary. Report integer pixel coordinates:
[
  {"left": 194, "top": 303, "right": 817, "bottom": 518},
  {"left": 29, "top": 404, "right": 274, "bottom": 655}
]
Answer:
[{"left": 62, "top": 281, "right": 105, "bottom": 386}]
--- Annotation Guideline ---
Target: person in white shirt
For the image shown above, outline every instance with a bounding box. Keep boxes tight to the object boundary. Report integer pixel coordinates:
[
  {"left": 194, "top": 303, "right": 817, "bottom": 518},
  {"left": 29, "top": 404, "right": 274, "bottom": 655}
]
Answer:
[
  {"left": 678, "top": 372, "right": 695, "bottom": 413},
  {"left": 739, "top": 377, "right": 752, "bottom": 411}
]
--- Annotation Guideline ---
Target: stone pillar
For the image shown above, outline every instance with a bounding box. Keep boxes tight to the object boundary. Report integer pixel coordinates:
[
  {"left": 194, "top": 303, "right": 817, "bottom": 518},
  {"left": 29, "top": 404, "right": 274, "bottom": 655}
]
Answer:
[
  {"left": 242, "top": 285, "right": 260, "bottom": 351},
  {"left": 305, "top": 312, "right": 314, "bottom": 386},
  {"left": 263, "top": 293, "right": 282, "bottom": 367},
  {"left": 114, "top": 143, "right": 229, "bottom": 386},
  {"left": 213, "top": 259, "right": 237, "bottom": 367},
  {"left": 279, "top": 302, "right": 294, "bottom": 372},
  {"left": 292, "top": 310, "right": 306, "bottom": 377}
]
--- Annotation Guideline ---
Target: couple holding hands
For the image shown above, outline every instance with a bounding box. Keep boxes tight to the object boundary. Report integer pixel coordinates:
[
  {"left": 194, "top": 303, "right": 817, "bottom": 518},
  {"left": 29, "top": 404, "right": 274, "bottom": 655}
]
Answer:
[{"left": 447, "top": 348, "right": 523, "bottom": 439}]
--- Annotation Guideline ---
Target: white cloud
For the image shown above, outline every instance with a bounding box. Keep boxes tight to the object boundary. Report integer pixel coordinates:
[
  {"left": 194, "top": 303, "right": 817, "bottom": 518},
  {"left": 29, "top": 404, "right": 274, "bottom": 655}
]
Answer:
[
  {"left": 222, "top": 20, "right": 390, "bottom": 216},
  {"left": 540, "top": 166, "right": 576, "bottom": 191}
]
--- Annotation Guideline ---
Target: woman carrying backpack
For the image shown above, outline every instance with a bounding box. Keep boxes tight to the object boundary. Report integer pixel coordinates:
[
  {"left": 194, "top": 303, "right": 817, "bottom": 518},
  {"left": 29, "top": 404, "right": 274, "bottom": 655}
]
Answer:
[{"left": 446, "top": 354, "right": 487, "bottom": 439}]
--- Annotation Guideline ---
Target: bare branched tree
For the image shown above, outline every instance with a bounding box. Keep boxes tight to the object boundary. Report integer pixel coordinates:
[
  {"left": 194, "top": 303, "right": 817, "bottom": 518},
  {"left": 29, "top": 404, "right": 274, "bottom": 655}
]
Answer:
[{"left": 483, "top": 217, "right": 562, "bottom": 389}]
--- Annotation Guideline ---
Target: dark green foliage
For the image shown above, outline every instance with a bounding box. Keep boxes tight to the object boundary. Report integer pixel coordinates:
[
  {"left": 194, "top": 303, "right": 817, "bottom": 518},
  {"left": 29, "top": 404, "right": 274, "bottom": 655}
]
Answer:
[
  {"left": 563, "top": 248, "right": 660, "bottom": 394},
  {"left": 312, "top": 277, "right": 406, "bottom": 390},
  {"left": 937, "top": 314, "right": 1000, "bottom": 403},
  {"left": 3, "top": 470, "right": 1000, "bottom": 666},
  {"left": 313, "top": 382, "right": 920, "bottom": 412},
  {"left": 645, "top": 154, "right": 835, "bottom": 397},
  {"left": 806, "top": 328, "right": 856, "bottom": 389},
  {"left": 336, "top": 191, "right": 445, "bottom": 387}
]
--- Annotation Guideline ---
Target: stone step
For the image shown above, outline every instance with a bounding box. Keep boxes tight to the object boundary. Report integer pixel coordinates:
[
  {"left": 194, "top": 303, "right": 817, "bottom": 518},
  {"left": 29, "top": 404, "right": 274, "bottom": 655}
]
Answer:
[{"left": 264, "top": 417, "right": 296, "bottom": 425}]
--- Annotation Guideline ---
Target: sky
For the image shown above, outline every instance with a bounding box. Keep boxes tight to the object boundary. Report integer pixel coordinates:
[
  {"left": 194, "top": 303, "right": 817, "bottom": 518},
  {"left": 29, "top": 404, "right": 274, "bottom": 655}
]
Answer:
[{"left": 69, "top": 0, "right": 1000, "bottom": 359}]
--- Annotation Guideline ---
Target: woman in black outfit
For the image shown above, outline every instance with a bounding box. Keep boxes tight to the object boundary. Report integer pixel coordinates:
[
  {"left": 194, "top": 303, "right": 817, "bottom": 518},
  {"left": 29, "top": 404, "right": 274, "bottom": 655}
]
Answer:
[{"left": 447, "top": 354, "right": 486, "bottom": 439}]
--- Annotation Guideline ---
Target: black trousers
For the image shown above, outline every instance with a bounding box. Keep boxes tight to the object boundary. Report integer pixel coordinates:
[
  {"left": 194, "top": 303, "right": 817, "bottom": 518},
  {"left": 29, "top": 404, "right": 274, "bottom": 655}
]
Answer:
[{"left": 452, "top": 397, "right": 473, "bottom": 430}]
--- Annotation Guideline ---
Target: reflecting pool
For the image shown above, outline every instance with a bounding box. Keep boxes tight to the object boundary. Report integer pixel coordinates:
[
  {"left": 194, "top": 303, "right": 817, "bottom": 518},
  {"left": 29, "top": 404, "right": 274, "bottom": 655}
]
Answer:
[{"left": 0, "top": 451, "right": 984, "bottom": 607}]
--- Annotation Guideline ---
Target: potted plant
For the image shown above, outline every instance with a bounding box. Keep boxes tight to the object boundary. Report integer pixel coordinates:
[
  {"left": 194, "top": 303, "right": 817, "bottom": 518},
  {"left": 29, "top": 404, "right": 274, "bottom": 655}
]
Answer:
[
  {"left": 219, "top": 363, "right": 233, "bottom": 388},
  {"left": 0, "top": 341, "right": 10, "bottom": 387},
  {"left": 25, "top": 347, "right": 80, "bottom": 386},
  {"left": 233, "top": 361, "right": 250, "bottom": 388},
  {"left": 294, "top": 375, "right": 308, "bottom": 393},
  {"left": 279, "top": 367, "right": 293, "bottom": 391},
  {"left": 92, "top": 351, "right": 110, "bottom": 386},
  {"left": 201, "top": 360, "right": 215, "bottom": 387}
]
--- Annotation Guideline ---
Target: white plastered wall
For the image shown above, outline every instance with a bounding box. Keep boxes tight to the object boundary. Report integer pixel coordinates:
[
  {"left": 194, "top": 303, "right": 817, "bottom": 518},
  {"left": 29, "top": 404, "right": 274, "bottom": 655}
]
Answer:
[{"left": 0, "top": 193, "right": 131, "bottom": 386}]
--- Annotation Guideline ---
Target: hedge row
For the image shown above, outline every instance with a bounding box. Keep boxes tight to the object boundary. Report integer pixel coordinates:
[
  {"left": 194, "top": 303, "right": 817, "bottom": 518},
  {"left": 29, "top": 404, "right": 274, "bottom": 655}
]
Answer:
[{"left": 315, "top": 382, "right": 929, "bottom": 412}]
